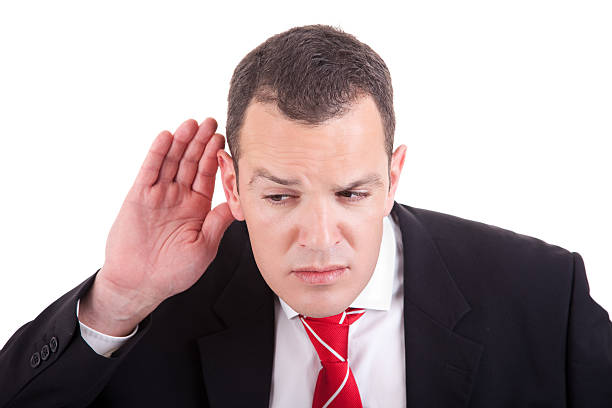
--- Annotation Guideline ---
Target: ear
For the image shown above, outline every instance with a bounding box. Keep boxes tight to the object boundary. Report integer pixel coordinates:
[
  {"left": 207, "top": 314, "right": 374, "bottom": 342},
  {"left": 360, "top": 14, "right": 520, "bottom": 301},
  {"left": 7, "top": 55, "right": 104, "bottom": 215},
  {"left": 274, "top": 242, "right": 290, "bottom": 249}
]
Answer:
[
  {"left": 217, "top": 150, "right": 245, "bottom": 221},
  {"left": 384, "top": 144, "right": 407, "bottom": 217}
]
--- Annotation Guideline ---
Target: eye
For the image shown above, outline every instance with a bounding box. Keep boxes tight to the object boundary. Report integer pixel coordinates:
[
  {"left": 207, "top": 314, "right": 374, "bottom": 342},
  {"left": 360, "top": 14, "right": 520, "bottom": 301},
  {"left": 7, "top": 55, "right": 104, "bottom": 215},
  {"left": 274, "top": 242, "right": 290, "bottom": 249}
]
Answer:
[
  {"left": 264, "top": 194, "right": 293, "bottom": 206},
  {"left": 336, "top": 191, "right": 370, "bottom": 201},
  {"left": 263, "top": 191, "right": 370, "bottom": 207}
]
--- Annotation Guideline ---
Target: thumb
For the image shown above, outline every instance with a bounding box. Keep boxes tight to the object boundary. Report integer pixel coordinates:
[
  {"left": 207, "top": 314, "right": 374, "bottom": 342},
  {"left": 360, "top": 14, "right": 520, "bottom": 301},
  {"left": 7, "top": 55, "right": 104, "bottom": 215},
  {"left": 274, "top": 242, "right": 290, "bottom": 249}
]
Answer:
[{"left": 202, "top": 201, "right": 236, "bottom": 250}]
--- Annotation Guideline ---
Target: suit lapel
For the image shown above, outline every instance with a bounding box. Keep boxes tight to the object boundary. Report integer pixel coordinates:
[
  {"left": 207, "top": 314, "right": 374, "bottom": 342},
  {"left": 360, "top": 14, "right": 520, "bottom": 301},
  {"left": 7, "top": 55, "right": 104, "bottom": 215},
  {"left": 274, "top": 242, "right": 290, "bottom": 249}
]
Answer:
[
  {"left": 197, "top": 201, "right": 484, "bottom": 407},
  {"left": 197, "top": 233, "right": 276, "bottom": 408},
  {"left": 392, "top": 201, "right": 484, "bottom": 407}
]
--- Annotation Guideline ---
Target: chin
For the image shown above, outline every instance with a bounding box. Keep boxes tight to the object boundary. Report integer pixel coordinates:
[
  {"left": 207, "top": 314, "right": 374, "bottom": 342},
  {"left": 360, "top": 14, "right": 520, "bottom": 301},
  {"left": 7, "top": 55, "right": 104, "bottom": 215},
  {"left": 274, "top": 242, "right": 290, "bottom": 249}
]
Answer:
[
  {"left": 274, "top": 272, "right": 364, "bottom": 317},
  {"left": 304, "top": 309, "right": 345, "bottom": 318},
  {"left": 295, "top": 295, "right": 353, "bottom": 318}
]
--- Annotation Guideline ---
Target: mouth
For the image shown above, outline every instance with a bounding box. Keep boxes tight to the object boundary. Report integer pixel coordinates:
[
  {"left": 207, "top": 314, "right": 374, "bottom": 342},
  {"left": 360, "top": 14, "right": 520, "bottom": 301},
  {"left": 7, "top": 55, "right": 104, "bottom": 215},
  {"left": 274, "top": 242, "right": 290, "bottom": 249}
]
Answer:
[
  {"left": 292, "top": 264, "right": 348, "bottom": 273},
  {"left": 292, "top": 266, "right": 348, "bottom": 285}
]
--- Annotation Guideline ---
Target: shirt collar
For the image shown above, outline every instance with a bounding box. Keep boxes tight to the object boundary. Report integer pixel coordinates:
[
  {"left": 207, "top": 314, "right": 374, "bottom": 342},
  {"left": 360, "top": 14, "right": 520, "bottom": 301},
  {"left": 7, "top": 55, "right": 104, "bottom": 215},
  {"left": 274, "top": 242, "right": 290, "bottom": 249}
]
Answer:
[{"left": 278, "top": 213, "right": 399, "bottom": 319}]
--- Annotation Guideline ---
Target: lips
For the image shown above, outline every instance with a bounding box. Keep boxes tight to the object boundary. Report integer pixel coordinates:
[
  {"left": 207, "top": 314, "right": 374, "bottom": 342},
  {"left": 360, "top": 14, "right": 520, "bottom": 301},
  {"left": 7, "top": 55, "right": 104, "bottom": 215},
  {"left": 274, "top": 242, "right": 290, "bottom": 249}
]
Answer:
[
  {"left": 292, "top": 266, "right": 348, "bottom": 284},
  {"left": 292, "top": 265, "right": 348, "bottom": 273}
]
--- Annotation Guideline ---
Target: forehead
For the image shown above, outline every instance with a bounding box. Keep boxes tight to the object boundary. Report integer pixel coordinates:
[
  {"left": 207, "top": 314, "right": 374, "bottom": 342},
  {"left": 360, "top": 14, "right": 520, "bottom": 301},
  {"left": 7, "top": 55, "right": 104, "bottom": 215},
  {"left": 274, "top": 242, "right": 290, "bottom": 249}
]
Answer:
[{"left": 238, "top": 95, "right": 386, "bottom": 169}]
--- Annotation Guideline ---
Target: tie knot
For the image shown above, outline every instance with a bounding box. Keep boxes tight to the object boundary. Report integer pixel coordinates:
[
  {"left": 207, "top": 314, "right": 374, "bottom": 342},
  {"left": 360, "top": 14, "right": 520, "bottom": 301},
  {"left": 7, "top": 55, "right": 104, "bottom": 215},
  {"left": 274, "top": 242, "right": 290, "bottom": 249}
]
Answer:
[
  {"left": 299, "top": 307, "right": 365, "bottom": 363},
  {"left": 300, "top": 307, "right": 366, "bottom": 326}
]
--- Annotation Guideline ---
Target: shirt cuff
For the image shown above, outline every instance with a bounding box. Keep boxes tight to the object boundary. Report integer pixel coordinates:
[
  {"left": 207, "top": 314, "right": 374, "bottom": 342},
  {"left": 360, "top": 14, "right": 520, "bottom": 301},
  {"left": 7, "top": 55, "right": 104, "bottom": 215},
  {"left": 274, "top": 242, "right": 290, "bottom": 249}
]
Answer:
[{"left": 76, "top": 298, "right": 139, "bottom": 358}]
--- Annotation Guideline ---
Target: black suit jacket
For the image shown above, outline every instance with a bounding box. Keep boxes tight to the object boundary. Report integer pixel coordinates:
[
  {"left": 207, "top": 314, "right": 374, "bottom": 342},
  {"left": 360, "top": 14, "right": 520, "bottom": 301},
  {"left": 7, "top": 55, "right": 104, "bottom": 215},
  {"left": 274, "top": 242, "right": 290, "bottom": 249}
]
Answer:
[{"left": 1, "top": 201, "right": 611, "bottom": 407}]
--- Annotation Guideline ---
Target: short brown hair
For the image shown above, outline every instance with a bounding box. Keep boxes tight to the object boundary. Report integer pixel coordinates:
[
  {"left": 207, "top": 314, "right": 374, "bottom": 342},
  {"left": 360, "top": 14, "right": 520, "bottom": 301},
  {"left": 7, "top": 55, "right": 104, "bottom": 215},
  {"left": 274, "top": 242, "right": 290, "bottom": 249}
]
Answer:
[{"left": 226, "top": 24, "right": 395, "bottom": 192}]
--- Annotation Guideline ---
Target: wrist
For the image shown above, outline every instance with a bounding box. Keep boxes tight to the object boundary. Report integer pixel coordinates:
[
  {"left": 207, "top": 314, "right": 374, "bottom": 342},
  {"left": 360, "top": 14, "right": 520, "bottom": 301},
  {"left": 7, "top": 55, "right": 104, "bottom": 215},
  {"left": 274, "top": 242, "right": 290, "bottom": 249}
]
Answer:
[{"left": 78, "top": 273, "right": 159, "bottom": 337}]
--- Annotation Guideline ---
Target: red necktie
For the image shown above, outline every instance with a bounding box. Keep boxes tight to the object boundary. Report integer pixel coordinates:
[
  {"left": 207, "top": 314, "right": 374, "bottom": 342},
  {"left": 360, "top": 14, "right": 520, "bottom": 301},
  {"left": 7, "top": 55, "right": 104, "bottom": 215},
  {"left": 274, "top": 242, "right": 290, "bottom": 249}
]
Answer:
[{"left": 299, "top": 307, "right": 366, "bottom": 408}]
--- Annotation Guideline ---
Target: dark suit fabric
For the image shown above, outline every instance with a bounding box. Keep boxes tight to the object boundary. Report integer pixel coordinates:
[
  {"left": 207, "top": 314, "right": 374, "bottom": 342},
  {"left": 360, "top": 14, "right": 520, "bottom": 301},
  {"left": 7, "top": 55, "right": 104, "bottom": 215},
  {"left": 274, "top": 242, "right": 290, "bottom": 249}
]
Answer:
[{"left": 1, "top": 201, "right": 611, "bottom": 407}]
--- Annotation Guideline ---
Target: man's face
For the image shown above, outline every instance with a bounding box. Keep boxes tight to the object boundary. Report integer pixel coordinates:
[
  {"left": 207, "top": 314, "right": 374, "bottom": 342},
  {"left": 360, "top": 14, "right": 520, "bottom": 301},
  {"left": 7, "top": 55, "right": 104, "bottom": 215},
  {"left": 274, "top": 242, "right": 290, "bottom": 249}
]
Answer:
[{"left": 218, "top": 95, "right": 406, "bottom": 317}]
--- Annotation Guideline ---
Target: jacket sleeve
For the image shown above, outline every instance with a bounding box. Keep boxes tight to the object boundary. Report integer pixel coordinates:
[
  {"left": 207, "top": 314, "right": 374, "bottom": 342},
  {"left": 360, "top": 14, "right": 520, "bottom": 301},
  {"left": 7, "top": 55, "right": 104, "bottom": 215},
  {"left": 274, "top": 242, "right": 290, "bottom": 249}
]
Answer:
[
  {"left": 566, "top": 252, "right": 612, "bottom": 406},
  {"left": 0, "top": 269, "right": 152, "bottom": 408}
]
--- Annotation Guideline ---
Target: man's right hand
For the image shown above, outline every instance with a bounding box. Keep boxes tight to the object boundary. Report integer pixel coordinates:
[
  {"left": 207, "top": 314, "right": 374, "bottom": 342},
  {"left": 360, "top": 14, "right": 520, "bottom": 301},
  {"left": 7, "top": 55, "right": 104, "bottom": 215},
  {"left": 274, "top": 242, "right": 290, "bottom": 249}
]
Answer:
[{"left": 79, "top": 118, "right": 236, "bottom": 336}]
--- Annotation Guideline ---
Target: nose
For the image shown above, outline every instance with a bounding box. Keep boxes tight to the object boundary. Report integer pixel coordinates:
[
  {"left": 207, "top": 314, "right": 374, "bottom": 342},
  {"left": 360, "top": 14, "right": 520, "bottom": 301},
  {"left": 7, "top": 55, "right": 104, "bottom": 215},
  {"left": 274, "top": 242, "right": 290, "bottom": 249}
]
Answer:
[{"left": 297, "top": 198, "right": 342, "bottom": 250}]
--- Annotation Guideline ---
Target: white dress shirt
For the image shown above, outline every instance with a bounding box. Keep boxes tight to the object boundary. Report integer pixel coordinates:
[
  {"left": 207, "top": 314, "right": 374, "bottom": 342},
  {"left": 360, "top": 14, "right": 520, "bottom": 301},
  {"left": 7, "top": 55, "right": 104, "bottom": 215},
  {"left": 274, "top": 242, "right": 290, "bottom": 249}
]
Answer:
[{"left": 77, "top": 212, "right": 406, "bottom": 407}]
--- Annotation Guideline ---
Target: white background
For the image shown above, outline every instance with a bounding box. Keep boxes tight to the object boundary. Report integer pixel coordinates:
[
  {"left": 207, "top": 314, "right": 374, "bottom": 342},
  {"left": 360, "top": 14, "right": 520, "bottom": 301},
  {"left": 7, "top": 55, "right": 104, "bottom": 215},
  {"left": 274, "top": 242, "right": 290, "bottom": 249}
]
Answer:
[{"left": 1, "top": 0, "right": 610, "bottom": 348}]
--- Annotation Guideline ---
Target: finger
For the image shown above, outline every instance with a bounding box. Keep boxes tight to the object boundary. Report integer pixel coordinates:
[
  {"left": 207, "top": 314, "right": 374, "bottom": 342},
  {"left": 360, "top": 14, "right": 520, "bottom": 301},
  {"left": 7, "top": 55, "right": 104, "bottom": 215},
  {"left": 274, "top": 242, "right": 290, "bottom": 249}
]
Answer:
[
  {"left": 175, "top": 117, "right": 218, "bottom": 187},
  {"left": 133, "top": 130, "right": 173, "bottom": 187},
  {"left": 192, "top": 132, "right": 225, "bottom": 199},
  {"left": 157, "top": 119, "right": 199, "bottom": 183},
  {"left": 202, "top": 201, "right": 236, "bottom": 251}
]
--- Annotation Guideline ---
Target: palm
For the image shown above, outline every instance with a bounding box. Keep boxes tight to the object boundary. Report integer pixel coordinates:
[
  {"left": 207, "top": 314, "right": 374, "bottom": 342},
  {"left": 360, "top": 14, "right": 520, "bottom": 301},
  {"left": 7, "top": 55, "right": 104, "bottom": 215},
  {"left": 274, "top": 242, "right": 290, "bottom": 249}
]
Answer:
[{"left": 101, "top": 118, "right": 235, "bottom": 303}]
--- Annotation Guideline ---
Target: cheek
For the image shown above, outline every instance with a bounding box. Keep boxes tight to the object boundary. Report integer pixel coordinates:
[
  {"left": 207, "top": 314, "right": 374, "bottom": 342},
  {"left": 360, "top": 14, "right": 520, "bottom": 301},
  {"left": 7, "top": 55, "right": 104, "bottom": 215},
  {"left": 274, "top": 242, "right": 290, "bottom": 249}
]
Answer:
[
  {"left": 241, "top": 194, "right": 281, "bottom": 224},
  {"left": 247, "top": 222, "right": 290, "bottom": 272},
  {"left": 354, "top": 225, "right": 380, "bottom": 251},
  {"left": 349, "top": 218, "right": 384, "bottom": 259}
]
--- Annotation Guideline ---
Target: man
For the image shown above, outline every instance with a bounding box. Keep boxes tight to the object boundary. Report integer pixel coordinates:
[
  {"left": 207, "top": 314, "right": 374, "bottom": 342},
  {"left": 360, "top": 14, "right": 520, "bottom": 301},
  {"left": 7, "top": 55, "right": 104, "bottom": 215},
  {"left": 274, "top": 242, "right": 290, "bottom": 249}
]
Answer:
[{"left": 1, "top": 24, "right": 610, "bottom": 407}]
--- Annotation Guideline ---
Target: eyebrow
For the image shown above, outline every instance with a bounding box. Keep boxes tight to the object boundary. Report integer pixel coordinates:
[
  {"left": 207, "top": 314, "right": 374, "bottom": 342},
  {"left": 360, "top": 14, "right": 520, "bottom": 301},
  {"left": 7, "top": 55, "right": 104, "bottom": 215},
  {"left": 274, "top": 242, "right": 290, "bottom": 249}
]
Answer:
[{"left": 248, "top": 167, "right": 385, "bottom": 190}]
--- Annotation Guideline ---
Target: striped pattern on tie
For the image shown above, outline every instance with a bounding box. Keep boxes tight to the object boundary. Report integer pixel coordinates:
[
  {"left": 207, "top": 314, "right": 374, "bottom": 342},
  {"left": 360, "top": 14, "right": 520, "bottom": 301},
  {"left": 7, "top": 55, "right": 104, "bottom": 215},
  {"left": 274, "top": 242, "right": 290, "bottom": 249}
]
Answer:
[{"left": 299, "top": 307, "right": 366, "bottom": 408}]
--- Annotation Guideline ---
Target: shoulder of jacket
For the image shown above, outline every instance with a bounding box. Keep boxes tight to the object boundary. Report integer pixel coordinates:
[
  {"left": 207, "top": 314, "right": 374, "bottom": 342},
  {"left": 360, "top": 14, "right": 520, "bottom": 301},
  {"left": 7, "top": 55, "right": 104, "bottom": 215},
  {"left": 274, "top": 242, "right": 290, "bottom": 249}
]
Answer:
[
  {"left": 397, "top": 204, "right": 575, "bottom": 295},
  {"left": 408, "top": 204, "right": 572, "bottom": 262}
]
